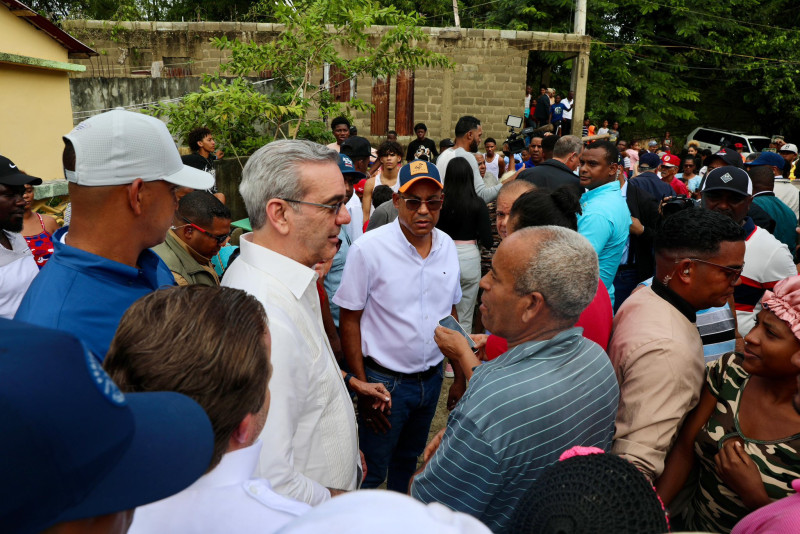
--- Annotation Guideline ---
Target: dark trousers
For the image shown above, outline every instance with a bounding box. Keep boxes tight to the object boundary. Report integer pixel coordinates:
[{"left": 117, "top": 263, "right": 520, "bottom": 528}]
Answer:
[
  {"left": 359, "top": 363, "right": 443, "bottom": 492},
  {"left": 613, "top": 266, "right": 640, "bottom": 313}
]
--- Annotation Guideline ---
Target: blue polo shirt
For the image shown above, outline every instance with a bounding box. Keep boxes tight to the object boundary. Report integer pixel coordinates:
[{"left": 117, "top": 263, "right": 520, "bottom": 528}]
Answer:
[
  {"left": 577, "top": 180, "right": 631, "bottom": 307},
  {"left": 15, "top": 228, "right": 176, "bottom": 359}
]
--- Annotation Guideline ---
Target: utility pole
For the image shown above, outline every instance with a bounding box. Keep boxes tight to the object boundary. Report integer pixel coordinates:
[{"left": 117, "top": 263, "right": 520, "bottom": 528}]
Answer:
[
  {"left": 452, "top": 0, "right": 461, "bottom": 27},
  {"left": 570, "top": 0, "right": 589, "bottom": 136}
]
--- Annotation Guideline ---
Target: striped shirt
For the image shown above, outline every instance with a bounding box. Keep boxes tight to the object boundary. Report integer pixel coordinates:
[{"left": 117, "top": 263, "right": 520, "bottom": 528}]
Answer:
[{"left": 411, "top": 328, "right": 619, "bottom": 532}]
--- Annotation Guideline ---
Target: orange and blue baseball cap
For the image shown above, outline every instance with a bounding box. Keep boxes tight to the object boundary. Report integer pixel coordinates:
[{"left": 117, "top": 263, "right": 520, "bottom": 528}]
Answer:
[{"left": 398, "top": 159, "right": 442, "bottom": 193}]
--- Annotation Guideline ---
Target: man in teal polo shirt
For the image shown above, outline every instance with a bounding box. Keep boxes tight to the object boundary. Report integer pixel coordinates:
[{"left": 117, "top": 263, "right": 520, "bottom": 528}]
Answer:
[
  {"left": 16, "top": 109, "right": 213, "bottom": 359},
  {"left": 577, "top": 140, "right": 631, "bottom": 307}
]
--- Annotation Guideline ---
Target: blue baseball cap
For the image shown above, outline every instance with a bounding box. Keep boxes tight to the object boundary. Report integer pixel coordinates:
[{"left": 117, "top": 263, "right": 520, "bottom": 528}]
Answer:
[
  {"left": 0, "top": 319, "right": 214, "bottom": 533},
  {"left": 748, "top": 151, "right": 785, "bottom": 171},
  {"left": 338, "top": 153, "right": 366, "bottom": 179},
  {"left": 398, "top": 159, "right": 442, "bottom": 193},
  {"left": 639, "top": 152, "right": 661, "bottom": 170}
]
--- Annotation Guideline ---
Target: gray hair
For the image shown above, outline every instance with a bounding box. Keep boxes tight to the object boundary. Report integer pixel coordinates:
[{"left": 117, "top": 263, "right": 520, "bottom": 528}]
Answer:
[
  {"left": 239, "top": 139, "right": 339, "bottom": 230},
  {"left": 553, "top": 135, "right": 584, "bottom": 159},
  {"left": 513, "top": 226, "right": 598, "bottom": 322}
]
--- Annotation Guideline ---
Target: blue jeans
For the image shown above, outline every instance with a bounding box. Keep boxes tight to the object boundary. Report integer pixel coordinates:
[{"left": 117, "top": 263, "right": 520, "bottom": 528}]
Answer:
[{"left": 359, "top": 363, "right": 443, "bottom": 492}]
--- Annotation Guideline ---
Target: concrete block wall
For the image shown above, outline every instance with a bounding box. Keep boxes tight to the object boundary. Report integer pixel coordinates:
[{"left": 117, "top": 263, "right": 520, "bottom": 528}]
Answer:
[{"left": 62, "top": 21, "right": 590, "bottom": 146}]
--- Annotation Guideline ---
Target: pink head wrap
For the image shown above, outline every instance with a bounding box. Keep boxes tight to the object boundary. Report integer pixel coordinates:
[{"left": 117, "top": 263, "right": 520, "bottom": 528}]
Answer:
[{"left": 761, "top": 275, "right": 800, "bottom": 340}]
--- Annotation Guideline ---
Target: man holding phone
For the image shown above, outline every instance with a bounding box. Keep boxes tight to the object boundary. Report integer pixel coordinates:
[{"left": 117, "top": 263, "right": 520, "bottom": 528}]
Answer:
[{"left": 334, "top": 160, "right": 464, "bottom": 493}]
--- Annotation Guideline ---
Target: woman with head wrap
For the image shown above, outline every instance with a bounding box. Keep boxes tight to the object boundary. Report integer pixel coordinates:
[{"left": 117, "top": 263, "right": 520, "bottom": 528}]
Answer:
[{"left": 657, "top": 275, "right": 800, "bottom": 533}]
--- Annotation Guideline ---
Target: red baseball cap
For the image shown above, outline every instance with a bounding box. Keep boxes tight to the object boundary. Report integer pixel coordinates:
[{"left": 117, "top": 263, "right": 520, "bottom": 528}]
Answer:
[{"left": 661, "top": 154, "right": 681, "bottom": 168}]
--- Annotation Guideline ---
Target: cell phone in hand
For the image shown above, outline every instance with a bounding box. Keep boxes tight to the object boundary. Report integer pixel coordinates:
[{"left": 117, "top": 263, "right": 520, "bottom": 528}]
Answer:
[{"left": 438, "top": 316, "right": 477, "bottom": 351}]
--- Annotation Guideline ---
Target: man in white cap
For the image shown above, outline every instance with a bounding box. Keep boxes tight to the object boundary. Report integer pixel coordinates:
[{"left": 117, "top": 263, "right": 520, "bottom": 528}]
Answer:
[
  {"left": 15, "top": 109, "right": 213, "bottom": 359},
  {"left": 778, "top": 142, "right": 798, "bottom": 180}
]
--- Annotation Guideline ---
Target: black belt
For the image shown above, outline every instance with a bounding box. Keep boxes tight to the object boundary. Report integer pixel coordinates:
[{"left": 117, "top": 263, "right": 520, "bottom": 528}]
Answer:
[{"left": 364, "top": 357, "right": 441, "bottom": 380}]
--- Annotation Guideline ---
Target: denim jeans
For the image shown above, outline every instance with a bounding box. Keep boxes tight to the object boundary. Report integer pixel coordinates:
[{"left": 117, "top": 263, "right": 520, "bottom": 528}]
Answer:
[
  {"left": 613, "top": 267, "right": 640, "bottom": 313},
  {"left": 359, "top": 363, "right": 444, "bottom": 492}
]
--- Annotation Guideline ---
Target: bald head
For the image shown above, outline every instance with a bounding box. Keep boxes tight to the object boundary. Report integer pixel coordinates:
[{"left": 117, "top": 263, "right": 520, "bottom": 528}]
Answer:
[
  {"left": 748, "top": 164, "right": 775, "bottom": 194},
  {"left": 496, "top": 180, "right": 536, "bottom": 239}
]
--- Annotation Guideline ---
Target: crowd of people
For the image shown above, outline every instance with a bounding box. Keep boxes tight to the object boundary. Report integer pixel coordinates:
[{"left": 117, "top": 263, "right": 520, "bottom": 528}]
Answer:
[{"left": 4, "top": 102, "right": 800, "bottom": 534}]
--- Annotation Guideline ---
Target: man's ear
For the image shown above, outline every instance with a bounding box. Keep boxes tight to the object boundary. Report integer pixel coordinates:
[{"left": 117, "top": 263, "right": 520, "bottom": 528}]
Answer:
[
  {"left": 230, "top": 414, "right": 253, "bottom": 446},
  {"left": 127, "top": 178, "right": 145, "bottom": 216},
  {"left": 520, "top": 291, "right": 547, "bottom": 324},
  {"left": 676, "top": 258, "right": 693, "bottom": 284},
  {"left": 265, "top": 199, "right": 291, "bottom": 236}
]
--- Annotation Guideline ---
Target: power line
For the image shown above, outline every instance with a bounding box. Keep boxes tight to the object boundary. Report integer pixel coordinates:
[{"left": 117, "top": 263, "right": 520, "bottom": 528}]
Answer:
[{"left": 640, "top": 0, "right": 797, "bottom": 33}]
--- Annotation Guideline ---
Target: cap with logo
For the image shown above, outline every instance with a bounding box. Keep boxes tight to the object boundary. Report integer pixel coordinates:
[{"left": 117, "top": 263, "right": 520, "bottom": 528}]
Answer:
[
  {"left": 355, "top": 178, "right": 367, "bottom": 194},
  {"left": 734, "top": 142, "right": 744, "bottom": 149},
  {"left": 639, "top": 152, "right": 661, "bottom": 170},
  {"left": 398, "top": 160, "right": 443, "bottom": 193},
  {"left": 0, "top": 155, "right": 43, "bottom": 186},
  {"left": 338, "top": 154, "right": 366, "bottom": 180},
  {"left": 341, "top": 136, "right": 373, "bottom": 160},
  {"left": 701, "top": 166, "right": 752, "bottom": 196},
  {"left": 708, "top": 148, "right": 743, "bottom": 168},
  {"left": 63, "top": 109, "right": 214, "bottom": 190},
  {"left": 0, "top": 319, "right": 214, "bottom": 533},
  {"left": 661, "top": 154, "right": 681, "bottom": 168},
  {"left": 779, "top": 143, "right": 798, "bottom": 155},
  {"left": 648, "top": 140, "right": 659, "bottom": 147},
  {"left": 748, "top": 151, "right": 786, "bottom": 171}
]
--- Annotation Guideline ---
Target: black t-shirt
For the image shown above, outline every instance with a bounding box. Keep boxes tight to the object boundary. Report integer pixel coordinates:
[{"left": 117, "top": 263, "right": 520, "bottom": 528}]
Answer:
[
  {"left": 181, "top": 153, "right": 218, "bottom": 194},
  {"left": 406, "top": 138, "right": 439, "bottom": 162}
]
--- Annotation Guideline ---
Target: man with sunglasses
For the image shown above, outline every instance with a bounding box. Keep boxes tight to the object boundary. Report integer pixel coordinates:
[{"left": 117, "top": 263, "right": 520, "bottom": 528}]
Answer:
[
  {"left": 334, "top": 160, "right": 463, "bottom": 493},
  {"left": 153, "top": 191, "right": 231, "bottom": 286},
  {"left": 701, "top": 166, "right": 797, "bottom": 338},
  {"left": 609, "top": 207, "right": 746, "bottom": 483}
]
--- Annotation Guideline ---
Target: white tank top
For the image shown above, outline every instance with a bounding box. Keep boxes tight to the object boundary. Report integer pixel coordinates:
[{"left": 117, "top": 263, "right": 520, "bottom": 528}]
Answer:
[
  {"left": 484, "top": 154, "right": 500, "bottom": 178},
  {"left": 378, "top": 171, "right": 400, "bottom": 192}
]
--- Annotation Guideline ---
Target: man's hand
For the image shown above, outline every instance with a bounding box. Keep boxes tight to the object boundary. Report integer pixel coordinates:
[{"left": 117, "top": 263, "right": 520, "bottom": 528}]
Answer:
[
  {"left": 359, "top": 450, "right": 367, "bottom": 483},
  {"left": 350, "top": 378, "right": 391, "bottom": 412},
  {"left": 715, "top": 439, "right": 770, "bottom": 510},
  {"left": 447, "top": 378, "right": 466, "bottom": 411},
  {"left": 423, "top": 428, "right": 446, "bottom": 462},
  {"left": 434, "top": 325, "right": 472, "bottom": 362},
  {"left": 630, "top": 216, "right": 645, "bottom": 236},
  {"left": 470, "top": 333, "right": 489, "bottom": 361}
]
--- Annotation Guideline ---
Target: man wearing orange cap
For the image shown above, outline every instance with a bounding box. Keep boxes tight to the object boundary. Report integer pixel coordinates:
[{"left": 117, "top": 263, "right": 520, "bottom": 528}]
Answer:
[{"left": 335, "top": 160, "right": 463, "bottom": 494}]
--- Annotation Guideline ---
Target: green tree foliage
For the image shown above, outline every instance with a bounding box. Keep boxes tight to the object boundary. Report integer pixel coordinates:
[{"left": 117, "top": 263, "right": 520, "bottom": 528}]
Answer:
[{"left": 147, "top": 0, "right": 451, "bottom": 155}]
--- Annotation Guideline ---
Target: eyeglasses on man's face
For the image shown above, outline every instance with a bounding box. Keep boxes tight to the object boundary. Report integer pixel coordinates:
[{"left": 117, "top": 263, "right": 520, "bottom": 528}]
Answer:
[
  {"left": 179, "top": 215, "right": 231, "bottom": 245},
  {"left": 281, "top": 198, "right": 347, "bottom": 216},
  {"left": 675, "top": 257, "right": 744, "bottom": 282},
  {"left": 398, "top": 195, "right": 444, "bottom": 212}
]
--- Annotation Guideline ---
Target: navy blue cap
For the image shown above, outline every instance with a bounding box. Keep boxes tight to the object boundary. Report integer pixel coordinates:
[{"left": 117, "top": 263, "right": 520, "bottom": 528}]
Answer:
[
  {"left": 701, "top": 166, "right": 753, "bottom": 196},
  {"left": 398, "top": 159, "right": 442, "bottom": 193},
  {"left": 639, "top": 152, "right": 660, "bottom": 169},
  {"left": 748, "top": 151, "right": 785, "bottom": 171},
  {"left": 0, "top": 319, "right": 214, "bottom": 533},
  {"left": 338, "top": 153, "right": 366, "bottom": 179}
]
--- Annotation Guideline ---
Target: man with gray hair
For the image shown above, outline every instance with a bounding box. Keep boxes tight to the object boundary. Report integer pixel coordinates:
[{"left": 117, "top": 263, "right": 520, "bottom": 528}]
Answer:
[
  {"left": 221, "top": 139, "right": 360, "bottom": 505},
  {"left": 411, "top": 226, "right": 619, "bottom": 533},
  {"left": 517, "top": 135, "right": 582, "bottom": 194}
]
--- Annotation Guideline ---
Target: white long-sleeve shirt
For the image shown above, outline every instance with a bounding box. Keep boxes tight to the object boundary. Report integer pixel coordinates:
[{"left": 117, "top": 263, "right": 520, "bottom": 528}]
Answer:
[{"left": 222, "top": 235, "right": 360, "bottom": 505}]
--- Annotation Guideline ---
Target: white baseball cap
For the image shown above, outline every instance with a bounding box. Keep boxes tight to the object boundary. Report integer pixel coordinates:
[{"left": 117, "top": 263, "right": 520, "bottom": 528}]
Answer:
[
  {"left": 779, "top": 143, "right": 798, "bottom": 155},
  {"left": 64, "top": 109, "right": 214, "bottom": 190}
]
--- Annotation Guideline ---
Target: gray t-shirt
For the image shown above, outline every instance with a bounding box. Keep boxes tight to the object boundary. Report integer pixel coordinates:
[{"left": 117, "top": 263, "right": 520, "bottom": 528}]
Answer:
[{"left": 436, "top": 147, "right": 501, "bottom": 202}]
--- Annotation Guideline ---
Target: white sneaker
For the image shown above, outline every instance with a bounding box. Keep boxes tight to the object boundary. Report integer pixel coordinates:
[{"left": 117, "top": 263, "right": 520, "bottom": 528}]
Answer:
[{"left": 444, "top": 362, "right": 455, "bottom": 378}]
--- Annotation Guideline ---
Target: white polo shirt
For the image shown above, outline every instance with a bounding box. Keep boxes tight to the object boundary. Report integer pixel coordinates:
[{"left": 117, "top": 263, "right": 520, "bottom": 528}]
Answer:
[
  {"left": 129, "top": 440, "right": 310, "bottom": 534},
  {"left": 0, "top": 231, "right": 38, "bottom": 319},
  {"left": 333, "top": 218, "right": 461, "bottom": 374},
  {"left": 222, "top": 236, "right": 359, "bottom": 505}
]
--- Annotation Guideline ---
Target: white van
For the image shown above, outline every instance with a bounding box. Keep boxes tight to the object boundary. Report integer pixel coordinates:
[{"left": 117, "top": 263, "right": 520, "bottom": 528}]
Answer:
[{"left": 685, "top": 127, "right": 771, "bottom": 156}]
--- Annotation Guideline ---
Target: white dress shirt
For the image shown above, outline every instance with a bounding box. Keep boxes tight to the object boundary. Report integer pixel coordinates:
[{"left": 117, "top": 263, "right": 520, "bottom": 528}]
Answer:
[
  {"left": 129, "top": 441, "right": 310, "bottom": 534},
  {"left": 222, "top": 235, "right": 360, "bottom": 505},
  {"left": 344, "top": 193, "right": 363, "bottom": 242},
  {"left": 333, "top": 219, "right": 462, "bottom": 374}
]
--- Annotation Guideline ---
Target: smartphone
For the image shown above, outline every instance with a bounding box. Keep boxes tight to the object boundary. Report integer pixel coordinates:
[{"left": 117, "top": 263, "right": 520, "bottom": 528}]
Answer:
[{"left": 438, "top": 316, "right": 477, "bottom": 351}]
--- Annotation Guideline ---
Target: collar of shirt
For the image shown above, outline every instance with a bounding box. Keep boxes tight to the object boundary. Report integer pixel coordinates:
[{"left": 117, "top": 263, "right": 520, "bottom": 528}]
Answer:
[
  {"left": 743, "top": 216, "right": 756, "bottom": 239},
  {"left": 492, "top": 327, "right": 584, "bottom": 367},
  {"left": 753, "top": 191, "right": 775, "bottom": 198},
  {"left": 188, "top": 440, "right": 263, "bottom": 491},
  {"left": 51, "top": 227, "right": 167, "bottom": 289},
  {"left": 237, "top": 233, "right": 317, "bottom": 300},
  {"left": 620, "top": 180, "right": 628, "bottom": 199},
  {"left": 651, "top": 279, "right": 696, "bottom": 323},
  {"left": 581, "top": 179, "right": 621, "bottom": 204},
  {"left": 390, "top": 217, "right": 442, "bottom": 257}
]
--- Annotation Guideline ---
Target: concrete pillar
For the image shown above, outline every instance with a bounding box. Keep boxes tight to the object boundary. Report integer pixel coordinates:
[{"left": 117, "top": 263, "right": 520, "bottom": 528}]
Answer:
[
  {"left": 441, "top": 68, "right": 454, "bottom": 138},
  {"left": 570, "top": 49, "right": 590, "bottom": 137}
]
